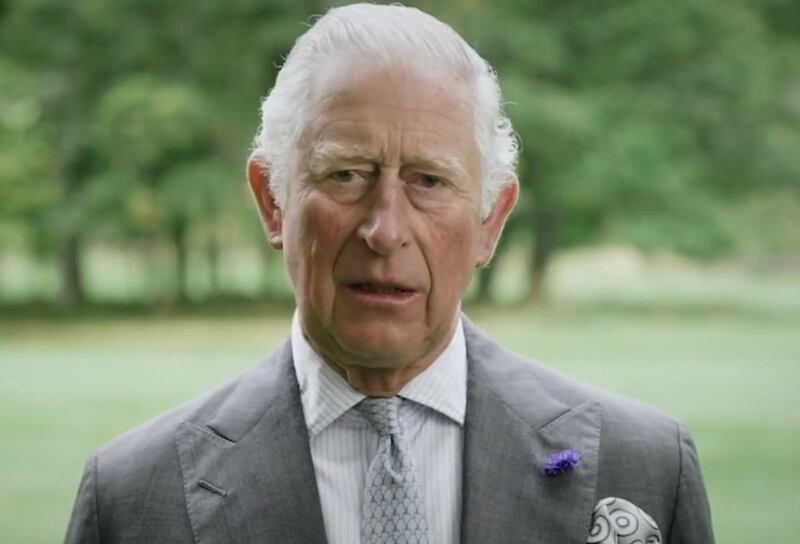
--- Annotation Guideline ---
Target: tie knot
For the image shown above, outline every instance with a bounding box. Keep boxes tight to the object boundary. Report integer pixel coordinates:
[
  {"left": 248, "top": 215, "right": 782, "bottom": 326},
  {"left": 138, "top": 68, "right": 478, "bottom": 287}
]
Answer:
[{"left": 357, "top": 397, "right": 402, "bottom": 437}]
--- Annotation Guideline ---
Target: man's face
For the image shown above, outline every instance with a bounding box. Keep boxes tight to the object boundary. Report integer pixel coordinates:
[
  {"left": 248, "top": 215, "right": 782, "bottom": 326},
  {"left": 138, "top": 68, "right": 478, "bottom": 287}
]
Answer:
[{"left": 252, "top": 58, "right": 515, "bottom": 372}]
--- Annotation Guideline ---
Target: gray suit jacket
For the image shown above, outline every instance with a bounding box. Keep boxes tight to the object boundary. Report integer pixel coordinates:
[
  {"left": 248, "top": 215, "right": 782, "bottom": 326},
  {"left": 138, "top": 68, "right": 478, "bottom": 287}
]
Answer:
[{"left": 65, "top": 319, "right": 714, "bottom": 543}]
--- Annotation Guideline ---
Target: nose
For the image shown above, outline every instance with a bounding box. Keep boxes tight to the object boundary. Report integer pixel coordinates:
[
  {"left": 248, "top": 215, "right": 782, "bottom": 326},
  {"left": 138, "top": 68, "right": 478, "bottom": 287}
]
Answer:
[{"left": 357, "top": 173, "right": 410, "bottom": 255}]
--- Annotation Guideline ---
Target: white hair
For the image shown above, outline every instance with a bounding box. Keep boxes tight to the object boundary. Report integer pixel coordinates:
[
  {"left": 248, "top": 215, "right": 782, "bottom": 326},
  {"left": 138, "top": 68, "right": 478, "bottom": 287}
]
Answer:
[{"left": 251, "top": 3, "right": 518, "bottom": 218}]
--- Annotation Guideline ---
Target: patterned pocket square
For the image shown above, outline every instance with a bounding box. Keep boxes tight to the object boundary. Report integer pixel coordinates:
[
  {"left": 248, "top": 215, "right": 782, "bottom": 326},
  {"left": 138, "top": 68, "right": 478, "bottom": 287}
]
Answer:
[{"left": 587, "top": 497, "right": 662, "bottom": 544}]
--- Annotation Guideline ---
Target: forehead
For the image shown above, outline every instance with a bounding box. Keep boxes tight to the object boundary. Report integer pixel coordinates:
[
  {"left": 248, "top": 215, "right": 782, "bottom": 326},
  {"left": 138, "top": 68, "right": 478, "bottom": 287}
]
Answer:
[{"left": 299, "top": 57, "right": 478, "bottom": 166}]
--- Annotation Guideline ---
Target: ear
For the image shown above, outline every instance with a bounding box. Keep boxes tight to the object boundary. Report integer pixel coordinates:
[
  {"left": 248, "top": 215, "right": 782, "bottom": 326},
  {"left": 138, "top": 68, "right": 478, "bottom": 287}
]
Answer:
[
  {"left": 247, "top": 156, "right": 283, "bottom": 250},
  {"left": 476, "top": 178, "right": 519, "bottom": 267}
]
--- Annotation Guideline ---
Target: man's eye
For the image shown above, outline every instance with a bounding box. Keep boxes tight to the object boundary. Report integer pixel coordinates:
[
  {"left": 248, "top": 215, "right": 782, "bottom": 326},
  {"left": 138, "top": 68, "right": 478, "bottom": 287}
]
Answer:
[
  {"left": 331, "top": 170, "right": 358, "bottom": 183},
  {"left": 419, "top": 174, "right": 441, "bottom": 188}
]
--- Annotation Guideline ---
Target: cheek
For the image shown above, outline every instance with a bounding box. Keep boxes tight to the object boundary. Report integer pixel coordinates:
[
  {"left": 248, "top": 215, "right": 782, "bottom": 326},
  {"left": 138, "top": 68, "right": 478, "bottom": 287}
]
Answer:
[
  {"left": 428, "top": 215, "right": 479, "bottom": 292},
  {"left": 289, "top": 198, "right": 350, "bottom": 290}
]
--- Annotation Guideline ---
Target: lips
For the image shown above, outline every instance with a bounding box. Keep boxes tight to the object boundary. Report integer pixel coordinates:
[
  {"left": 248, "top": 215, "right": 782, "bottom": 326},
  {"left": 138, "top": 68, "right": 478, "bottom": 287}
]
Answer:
[{"left": 347, "top": 281, "right": 415, "bottom": 294}]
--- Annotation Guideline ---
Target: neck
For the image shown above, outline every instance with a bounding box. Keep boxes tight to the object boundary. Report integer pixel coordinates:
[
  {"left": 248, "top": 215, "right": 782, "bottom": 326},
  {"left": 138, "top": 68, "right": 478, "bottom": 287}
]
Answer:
[
  {"left": 302, "top": 319, "right": 459, "bottom": 397},
  {"left": 333, "top": 360, "right": 432, "bottom": 397}
]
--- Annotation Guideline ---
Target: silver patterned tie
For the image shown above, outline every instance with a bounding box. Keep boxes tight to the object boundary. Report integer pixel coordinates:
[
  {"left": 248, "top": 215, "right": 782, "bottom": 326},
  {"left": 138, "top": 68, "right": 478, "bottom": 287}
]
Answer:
[{"left": 357, "top": 397, "right": 430, "bottom": 544}]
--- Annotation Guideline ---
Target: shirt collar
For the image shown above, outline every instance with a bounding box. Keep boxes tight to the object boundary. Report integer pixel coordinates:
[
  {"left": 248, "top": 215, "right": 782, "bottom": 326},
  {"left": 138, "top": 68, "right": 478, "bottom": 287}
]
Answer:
[
  {"left": 398, "top": 319, "right": 466, "bottom": 426},
  {"left": 291, "top": 312, "right": 467, "bottom": 437}
]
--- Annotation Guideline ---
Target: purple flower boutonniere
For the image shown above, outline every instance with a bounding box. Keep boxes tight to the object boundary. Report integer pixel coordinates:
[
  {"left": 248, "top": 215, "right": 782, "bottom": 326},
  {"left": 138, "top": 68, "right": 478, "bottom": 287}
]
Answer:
[{"left": 544, "top": 449, "right": 582, "bottom": 476}]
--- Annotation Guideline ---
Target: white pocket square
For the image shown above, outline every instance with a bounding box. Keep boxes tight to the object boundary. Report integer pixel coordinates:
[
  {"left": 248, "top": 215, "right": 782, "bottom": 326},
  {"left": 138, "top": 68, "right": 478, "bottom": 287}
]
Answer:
[{"left": 587, "top": 497, "right": 662, "bottom": 543}]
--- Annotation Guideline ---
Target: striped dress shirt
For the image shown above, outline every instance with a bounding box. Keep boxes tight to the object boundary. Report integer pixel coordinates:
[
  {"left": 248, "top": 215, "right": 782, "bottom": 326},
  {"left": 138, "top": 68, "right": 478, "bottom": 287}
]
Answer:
[{"left": 291, "top": 314, "right": 466, "bottom": 544}]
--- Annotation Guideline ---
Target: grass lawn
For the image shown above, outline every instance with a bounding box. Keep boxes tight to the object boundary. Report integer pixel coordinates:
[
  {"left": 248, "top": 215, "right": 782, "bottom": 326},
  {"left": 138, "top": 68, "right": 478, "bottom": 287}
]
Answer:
[{"left": 1, "top": 308, "right": 798, "bottom": 543}]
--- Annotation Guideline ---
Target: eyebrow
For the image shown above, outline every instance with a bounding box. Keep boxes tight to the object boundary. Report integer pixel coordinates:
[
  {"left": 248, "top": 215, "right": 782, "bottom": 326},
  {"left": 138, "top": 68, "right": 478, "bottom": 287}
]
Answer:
[
  {"left": 412, "top": 154, "right": 470, "bottom": 182},
  {"left": 307, "top": 140, "right": 471, "bottom": 181},
  {"left": 307, "top": 141, "right": 375, "bottom": 175}
]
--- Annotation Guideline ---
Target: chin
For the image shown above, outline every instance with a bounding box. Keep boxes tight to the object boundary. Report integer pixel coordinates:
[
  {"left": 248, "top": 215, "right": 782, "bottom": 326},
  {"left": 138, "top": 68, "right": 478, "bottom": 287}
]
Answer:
[{"left": 335, "top": 324, "right": 420, "bottom": 367}]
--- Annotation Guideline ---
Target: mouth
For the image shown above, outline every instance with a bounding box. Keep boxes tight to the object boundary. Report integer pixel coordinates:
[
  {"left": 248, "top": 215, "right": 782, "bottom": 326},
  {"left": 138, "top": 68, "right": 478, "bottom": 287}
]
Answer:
[{"left": 347, "top": 282, "right": 416, "bottom": 295}]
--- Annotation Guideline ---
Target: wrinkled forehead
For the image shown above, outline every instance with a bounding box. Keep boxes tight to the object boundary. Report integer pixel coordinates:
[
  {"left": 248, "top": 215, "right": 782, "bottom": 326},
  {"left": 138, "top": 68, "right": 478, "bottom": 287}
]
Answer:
[
  {"left": 296, "top": 55, "right": 478, "bottom": 161},
  {"left": 311, "top": 54, "right": 473, "bottom": 107}
]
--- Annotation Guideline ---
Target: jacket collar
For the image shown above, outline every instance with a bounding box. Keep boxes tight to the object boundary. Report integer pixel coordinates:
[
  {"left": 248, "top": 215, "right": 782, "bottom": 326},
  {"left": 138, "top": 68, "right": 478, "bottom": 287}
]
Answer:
[
  {"left": 460, "top": 317, "right": 602, "bottom": 544},
  {"left": 175, "top": 341, "right": 327, "bottom": 544}
]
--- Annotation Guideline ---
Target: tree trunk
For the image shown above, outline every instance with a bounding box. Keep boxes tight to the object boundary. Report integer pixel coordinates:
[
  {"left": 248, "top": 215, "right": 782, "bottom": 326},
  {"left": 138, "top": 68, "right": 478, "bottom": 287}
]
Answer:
[
  {"left": 206, "top": 230, "right": 220, "bottom": 297},
  {"left": 530, "top": 207, "right": 559, "bottom": 303},
  {"left": 172, "top": 217, "right": 189, "bottom": 304},
  {"left": 59, "top": 232, "right": 85, "bottom": 310}
]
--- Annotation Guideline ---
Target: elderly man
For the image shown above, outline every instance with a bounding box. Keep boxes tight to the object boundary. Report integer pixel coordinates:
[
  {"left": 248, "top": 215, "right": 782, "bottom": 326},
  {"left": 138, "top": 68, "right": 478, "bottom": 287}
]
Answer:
[{"left": 65, "top": 4, "right": 714, "bottom": 544}]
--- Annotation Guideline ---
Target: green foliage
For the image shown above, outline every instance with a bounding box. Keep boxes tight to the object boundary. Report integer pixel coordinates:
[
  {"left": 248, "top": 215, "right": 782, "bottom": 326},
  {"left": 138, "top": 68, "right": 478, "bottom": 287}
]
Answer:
[
  {"left": 0, "top": 58, "right": 58, "bottom": 242},
  {"left": 0, "top": 0, "right": 798, "bottom": 306},
  {"left": 88, "top": 75, "right": 230, "bottom": 242},
  {"left": 464, "top": 0, "right": 798, "bottom": 264},
  {"left": 92, "top": 76, "right": 214, "bottom": 171}
]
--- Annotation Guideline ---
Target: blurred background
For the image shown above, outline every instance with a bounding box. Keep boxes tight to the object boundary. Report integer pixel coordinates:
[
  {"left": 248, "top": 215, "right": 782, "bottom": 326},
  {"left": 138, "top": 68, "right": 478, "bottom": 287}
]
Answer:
[{"left": 1, "top": 0, "right": 798, "bottom": 542}]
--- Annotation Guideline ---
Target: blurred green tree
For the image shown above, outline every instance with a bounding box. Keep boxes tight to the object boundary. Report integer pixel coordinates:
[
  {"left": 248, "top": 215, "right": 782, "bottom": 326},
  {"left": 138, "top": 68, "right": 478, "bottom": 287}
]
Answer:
[
  {"left": 451, "top": 0, "right": 800, "bottom": 301},
  {"left": 90, "top": 75, "right": 220, "bottom": 302},
  {"left": 0, "top": 0, "right": 308, "bottom": 306},
  {"left": 0, "top": 0, "right": 797, "bottom": 308}
]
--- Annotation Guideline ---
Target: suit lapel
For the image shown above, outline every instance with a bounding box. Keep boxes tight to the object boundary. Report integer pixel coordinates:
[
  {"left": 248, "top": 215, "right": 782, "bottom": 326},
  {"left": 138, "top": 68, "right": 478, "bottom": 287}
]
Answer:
[
  {"left": 461, "top": 321, "right": 602, "bottom": 544},
  {"left": 176, "top": 341, "right": 327, "bottom": 544}
]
